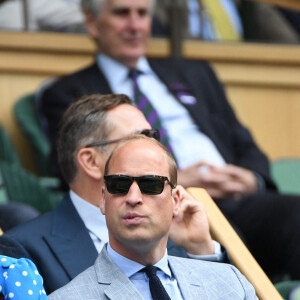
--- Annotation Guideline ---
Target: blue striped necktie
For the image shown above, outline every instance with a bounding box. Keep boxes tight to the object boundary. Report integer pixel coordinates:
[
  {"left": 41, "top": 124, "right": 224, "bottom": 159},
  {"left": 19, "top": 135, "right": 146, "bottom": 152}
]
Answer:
[{"left": 128, "top": 69, "right": 174, "bottom": 157}]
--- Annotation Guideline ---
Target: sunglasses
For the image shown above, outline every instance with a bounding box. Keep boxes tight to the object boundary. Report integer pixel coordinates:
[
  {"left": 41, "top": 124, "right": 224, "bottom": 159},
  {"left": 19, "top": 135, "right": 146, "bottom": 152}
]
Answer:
[
  {"left": 85, "top": 129, "right": 160, "bottom": 148},
  {"left": 104, "top": 174, "right": 175, "bottom": 195}
]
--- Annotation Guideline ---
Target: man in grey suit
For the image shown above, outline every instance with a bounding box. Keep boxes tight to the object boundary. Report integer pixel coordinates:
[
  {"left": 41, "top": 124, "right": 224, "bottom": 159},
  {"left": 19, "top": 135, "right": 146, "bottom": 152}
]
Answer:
[
  {"left": 49, "top": 135, "right": 257, "bottom": 299},
  {"left": 0, "top": 94, "right": 227, "bottom": 294}
]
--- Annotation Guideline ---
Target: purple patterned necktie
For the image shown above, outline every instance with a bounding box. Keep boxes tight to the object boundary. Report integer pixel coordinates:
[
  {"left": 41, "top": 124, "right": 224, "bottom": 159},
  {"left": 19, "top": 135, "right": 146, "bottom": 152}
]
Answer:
[{"left": 128, "top": 69, "right": 174, "bottom": 157}]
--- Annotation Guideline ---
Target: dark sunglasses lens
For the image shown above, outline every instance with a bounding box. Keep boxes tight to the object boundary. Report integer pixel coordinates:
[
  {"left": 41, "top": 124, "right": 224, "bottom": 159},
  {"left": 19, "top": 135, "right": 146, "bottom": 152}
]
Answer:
[
  {"left": 140, "top": 129, "right": 160, "bottom": 141},
  {"left": 152, "top": 130, "right": 160, "bottom": 141},
  {"left": 139, "top": 177, "right": 164, "bottom": 195},
  {"left": 106, "top": 177, "right": 132, "bottom": 194}
]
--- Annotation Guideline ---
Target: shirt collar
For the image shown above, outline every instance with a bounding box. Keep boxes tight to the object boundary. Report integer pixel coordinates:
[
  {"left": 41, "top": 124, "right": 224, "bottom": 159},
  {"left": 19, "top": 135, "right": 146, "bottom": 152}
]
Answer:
[
  {"left": 96, "top": 53, "right": 153, "bottom": 83},
  {"left": 107, "top": 243, "right": 171, "bottom": 278},
  {"left": 69, "top": 190, "right": 108, "bottom": 243}
]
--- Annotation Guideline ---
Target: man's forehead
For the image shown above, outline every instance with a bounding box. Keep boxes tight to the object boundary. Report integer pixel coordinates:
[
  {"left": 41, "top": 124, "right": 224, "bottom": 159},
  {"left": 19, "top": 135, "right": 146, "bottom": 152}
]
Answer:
[
  {"left": 108, "top": 139, "right": 167, "bottom": 170},
  {"left": 114, "top": 139, "right": 161, "bottom": 157},
  {"left": 107, "top": 104, "right": 150, "bottom": 136}
]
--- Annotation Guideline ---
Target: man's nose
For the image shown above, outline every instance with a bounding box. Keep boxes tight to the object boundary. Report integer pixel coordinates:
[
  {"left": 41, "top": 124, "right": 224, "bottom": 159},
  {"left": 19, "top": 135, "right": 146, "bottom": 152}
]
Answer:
[
  {"left": 125, "top": 181, "right": 143, "bottom": 206},
  {"left": 127, "top": 12, "right": 144, "bottom": 30}
]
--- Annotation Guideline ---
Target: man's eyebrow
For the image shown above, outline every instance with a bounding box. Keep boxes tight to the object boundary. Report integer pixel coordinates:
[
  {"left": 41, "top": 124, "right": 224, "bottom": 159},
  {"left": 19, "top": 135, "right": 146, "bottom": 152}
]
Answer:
[
  {"left": 111, "top": 6, "right": 149, "bottom": 16},
  {"left": 111, "top": 7, "right": 130, "bottom": 15},
  {"left": 137, "top": 8, "right": 149, "bottom": 16}
]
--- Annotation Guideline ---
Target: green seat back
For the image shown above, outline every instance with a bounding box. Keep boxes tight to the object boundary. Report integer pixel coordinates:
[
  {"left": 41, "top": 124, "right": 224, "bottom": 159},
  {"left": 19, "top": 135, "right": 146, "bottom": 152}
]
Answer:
[
  {"left": 271, "top": 159, "right": 300, "bottom": 195},
  {"left": 0, "top": 161, "right": 62, "bottom": 213},
  {"left": 0, "top": 124, "right": 20, "bottom": 204},
  {"left": 275, "top": 281, "right": 300, "bottom": 300},
  {"left": 14, "top": 94, "right": 51, "bottom": 176},
  {"left": 0, "top": 124, "right": 20, "bottom": 166},
  {"left": 0, "top": 167, "right": 8, "bottom": 204}
]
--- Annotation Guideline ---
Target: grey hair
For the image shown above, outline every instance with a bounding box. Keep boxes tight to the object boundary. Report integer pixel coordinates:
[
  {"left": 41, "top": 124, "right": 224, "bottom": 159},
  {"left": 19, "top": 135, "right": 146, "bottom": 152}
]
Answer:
[
  {"left": 81, "top": 0, "right": 156, "bottom": 17},
  {"left": 57, "top": 94, "right": 131, "bottom": 184}
]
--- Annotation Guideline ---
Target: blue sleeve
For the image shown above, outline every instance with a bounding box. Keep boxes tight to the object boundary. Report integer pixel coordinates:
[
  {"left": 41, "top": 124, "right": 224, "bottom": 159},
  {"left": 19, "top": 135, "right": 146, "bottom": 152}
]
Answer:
[{"left": 0, "top": 255, "right": 48, "bottom": 299}]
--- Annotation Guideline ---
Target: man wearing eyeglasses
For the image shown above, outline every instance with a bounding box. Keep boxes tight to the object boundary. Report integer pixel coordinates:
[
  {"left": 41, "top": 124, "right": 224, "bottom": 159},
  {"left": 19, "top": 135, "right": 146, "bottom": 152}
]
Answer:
[
  {"left": 0, "top": 94, "right": 228, "bottom": 294},
  {"left": 49, "top": 135, "right": 257, "bottom": 300},
  {"left": 40, "top": 0, "right": 300, "bottom": 280}
]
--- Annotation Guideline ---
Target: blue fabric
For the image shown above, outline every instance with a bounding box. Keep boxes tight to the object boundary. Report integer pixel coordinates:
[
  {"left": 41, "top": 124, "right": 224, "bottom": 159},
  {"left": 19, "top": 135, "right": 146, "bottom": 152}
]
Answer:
[{"left": 0, "top": 255, "right": 47, "bottom": 299}]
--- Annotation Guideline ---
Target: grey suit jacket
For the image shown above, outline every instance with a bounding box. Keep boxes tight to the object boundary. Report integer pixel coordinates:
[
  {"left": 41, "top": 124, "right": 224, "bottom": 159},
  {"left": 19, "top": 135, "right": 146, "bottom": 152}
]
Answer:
[{"left": 49, "top": 246, "right": 257, "bottom": 300}]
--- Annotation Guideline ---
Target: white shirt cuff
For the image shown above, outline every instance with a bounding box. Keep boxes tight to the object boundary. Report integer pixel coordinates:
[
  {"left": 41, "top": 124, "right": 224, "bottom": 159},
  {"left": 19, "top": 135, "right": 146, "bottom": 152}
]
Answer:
[{"left": 186, "top": 240, "right": 225, "bottom": 262}]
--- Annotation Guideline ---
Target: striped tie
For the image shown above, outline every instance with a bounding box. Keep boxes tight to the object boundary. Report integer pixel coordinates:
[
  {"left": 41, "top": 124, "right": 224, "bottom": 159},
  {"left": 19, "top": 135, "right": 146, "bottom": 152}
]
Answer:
[
  {"left": 128, "top": 69, "right": 174, "bottom": 157},
  {"left": 200, "top": 0, "right": 241, "bottom": 41}
]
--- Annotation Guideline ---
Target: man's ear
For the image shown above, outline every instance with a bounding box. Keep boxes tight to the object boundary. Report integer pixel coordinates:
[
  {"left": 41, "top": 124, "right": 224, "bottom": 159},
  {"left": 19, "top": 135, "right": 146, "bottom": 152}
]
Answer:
[
  {"left": 77, "top": 147, "right": 104, "bottom": 180},
  {"left": 172, "top": 187, "right": 181, "bottom": 217},
  {"left": 99, "top": 186, "right": 106, "bottom": 215},
  {"left": 84, "top": 11, "right": 100, "bottom": 39}
]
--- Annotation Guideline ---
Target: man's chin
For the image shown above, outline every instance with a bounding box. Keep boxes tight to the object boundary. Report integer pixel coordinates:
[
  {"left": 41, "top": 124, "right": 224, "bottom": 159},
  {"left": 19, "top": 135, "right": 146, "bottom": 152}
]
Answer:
[
  {"left": 118, "top": 48, "right": 146, "bottom": 63},
  {"left": 121, "top": 232, "right": 153, "bottom": 246}
]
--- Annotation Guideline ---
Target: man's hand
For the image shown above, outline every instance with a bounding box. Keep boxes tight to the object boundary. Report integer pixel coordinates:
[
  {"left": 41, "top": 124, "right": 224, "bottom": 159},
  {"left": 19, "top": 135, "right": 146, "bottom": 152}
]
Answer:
[
  {"left": 169, "top": 185, "right": 214, "bottom": 255},
  {"left": 177, "top": 161, "right": 211, "bottom": 188},
  {"left": 178, "top": 162, "right": 259, "bottom": 200}
]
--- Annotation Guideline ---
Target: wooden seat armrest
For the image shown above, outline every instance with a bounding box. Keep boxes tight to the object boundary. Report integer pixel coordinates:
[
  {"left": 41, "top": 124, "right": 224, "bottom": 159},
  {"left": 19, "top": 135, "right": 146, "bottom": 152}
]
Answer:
[{"left": 187, "top": 187, "right": 283, "bottom": 300}]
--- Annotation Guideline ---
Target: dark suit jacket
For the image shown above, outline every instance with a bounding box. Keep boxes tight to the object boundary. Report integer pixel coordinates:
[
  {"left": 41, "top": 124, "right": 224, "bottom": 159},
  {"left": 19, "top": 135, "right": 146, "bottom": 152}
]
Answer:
[
  {"left": 0, "top": 195, "right": 97, "bottom": 294},
  {"left": 0, "top": 193, "right": 227, "bottom": 294},
  {"left": 41, "top": 58, "right": 276, "bottom": 190}
]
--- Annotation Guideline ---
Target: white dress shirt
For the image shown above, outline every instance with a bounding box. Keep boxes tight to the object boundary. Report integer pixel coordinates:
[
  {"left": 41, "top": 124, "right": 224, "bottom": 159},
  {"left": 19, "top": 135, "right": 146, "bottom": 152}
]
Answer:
[
  {"left": 70, "top": 190, "right": 108, "bottom": 253},
  {"left": 97, "top": 54, "right": 226, "bottom": 170}
]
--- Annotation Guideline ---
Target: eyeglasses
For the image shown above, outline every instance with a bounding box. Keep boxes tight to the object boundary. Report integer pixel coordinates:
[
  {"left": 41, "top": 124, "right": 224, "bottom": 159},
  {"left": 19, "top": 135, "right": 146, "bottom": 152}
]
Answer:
[
  {"left": 104, "top": 174, "right": 175, "bottom": 195},
  {"left": 85, "top": 129, "right": 160, "bottom": 148}
]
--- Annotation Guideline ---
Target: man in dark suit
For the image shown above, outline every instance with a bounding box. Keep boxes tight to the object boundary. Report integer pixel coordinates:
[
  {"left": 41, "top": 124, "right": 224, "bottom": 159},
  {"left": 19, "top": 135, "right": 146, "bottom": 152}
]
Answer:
[
  {"left": 40, "top": 0, "right": 300, "bottom": 280},
  {"left": 0, "top": 94, "right": 227, "bottom": 294}
]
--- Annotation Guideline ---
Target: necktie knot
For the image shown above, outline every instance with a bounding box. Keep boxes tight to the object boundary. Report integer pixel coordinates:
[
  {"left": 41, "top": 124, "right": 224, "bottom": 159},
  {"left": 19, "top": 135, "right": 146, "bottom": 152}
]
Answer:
[
  {"left": 128, "top": 69, "right": 142, "bottom": 80},
  {"left": 142, "top": 265, "right": 158, "bottom": 278}
]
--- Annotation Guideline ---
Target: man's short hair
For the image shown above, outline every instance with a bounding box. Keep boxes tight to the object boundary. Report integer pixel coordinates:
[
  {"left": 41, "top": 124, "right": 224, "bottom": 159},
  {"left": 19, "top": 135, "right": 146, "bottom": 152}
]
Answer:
[
  {"left": 81, "top": 0, "right": 156, "bottom": 17},
  {"left": 104, "top": 134, "right": 177, "bottom": 187},
  {"left": 57, "top": 94, "right": 131, "bottom": 184}
]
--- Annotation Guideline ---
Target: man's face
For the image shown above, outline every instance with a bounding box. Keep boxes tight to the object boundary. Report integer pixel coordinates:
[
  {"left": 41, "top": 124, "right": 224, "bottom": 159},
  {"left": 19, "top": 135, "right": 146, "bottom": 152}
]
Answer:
[
  {"left": 100, "top": 139, "right": 179, "bottom": 255},
  {"left": 87, "top": 0, "right": 152, "bottom": 68}
]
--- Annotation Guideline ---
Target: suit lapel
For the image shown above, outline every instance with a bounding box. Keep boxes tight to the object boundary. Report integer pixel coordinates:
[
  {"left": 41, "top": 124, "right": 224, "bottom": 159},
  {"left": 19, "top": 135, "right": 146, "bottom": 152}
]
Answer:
[
  {"left": 93, "top": 247, "right": 209, "bottom": 300},
  {"left": 149, "top": 58, "right": 232, "bottom": 163},
  {"left": 103, "top": 276, "right": 143, "bottom": 300},
  {"left": 86, "top": 62, "right": 112, "bottom": 94},
  {"left": 149, "top": 58, "right": 211, "bottom": 129},
  {"left": 95, "top": 247, "right": 144, "bottom": 300},
  {"left": 44, "top": 194, "right": 98, "bottom": 280},
  {"left": 169, "top": 256, "right": 209, "bottom": 300}
]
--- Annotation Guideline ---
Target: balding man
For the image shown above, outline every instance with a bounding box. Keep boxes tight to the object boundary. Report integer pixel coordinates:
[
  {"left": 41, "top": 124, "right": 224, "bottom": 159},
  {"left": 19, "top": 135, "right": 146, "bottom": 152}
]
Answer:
[{"left": 49, "top": 134, "right": 257, "bottom": 300}]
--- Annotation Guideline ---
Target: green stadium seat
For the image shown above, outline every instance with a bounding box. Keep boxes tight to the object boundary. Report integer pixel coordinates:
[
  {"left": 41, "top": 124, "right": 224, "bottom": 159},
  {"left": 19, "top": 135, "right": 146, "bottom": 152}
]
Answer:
[{"left": 271, "top": 158, "right": 300, "bottom": 195}]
